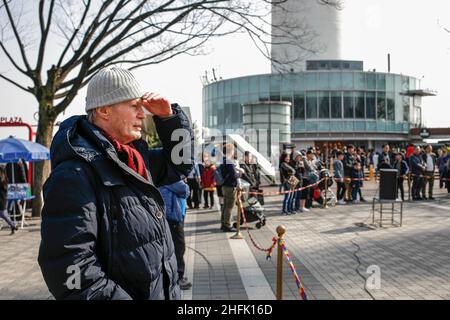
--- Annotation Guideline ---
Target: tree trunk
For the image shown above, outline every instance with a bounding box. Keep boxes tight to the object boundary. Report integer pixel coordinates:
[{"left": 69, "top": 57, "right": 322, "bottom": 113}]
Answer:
[{"left": 32, "top": 101, "right": 55, "bottom": 217}]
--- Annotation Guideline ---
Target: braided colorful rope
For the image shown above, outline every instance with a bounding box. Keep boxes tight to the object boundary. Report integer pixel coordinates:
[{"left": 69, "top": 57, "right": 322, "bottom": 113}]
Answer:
[
  {"left": 236, "top": 192, "right": 307, "bottom": 300},
  {"left": 279, "top": 240, "right": 308, "bottom": 300}
]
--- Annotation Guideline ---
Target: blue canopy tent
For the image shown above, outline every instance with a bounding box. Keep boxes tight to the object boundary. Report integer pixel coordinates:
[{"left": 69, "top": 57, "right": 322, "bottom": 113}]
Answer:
[
  {"left": 0, "top": 136, "right": 50, "bottom": 164},
  {"left": 0, "top": 136, "right": 50, "bottom": 228}
]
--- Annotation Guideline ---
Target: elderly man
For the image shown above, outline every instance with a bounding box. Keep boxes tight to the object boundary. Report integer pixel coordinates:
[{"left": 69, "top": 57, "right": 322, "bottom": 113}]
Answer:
[{"left": 38, "top": 67, "right": 194, "bottom": 300}]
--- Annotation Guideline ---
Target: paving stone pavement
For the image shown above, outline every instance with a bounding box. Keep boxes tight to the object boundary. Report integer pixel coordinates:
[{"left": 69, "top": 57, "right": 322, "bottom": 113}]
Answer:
[{"left": 1, "top": 181, "right": 450, "bottom": 300}]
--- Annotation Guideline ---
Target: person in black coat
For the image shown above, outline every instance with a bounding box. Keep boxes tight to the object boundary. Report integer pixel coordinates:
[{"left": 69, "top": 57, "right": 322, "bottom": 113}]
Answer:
[
  {"left": 38, "top": 67, "right": 194, "bottom": 300},
  {"left": 343, "top": 145, "right": 356, "bottom": 201},
  {"left": 378, "top": 144, "right": 395, "bottom": 170},
  {"left": 410, "top": 146, "right": 426, "bottom": 200},
  {"left": 0, "top": 164, "right": 18, "bottom": 235},
  {"left": 394, "top": 153, "right": 409, "bottom": 201}
]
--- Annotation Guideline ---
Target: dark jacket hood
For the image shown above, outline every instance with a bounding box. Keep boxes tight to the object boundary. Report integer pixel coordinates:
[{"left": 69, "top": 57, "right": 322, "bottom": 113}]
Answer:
[{"left": 50, "top": 115, "right": 114, "bottom": 170}]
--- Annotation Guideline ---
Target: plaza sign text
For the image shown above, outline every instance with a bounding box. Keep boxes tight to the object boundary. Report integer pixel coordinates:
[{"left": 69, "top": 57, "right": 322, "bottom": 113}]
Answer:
[{"left": 0, "top": 117, "right": 23, "bottom": 123}]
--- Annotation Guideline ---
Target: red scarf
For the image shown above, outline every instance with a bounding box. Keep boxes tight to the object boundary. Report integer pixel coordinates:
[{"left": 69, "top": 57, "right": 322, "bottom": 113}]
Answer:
[{"left": 100, "top": 129, "right": 149, "bottom": 181}]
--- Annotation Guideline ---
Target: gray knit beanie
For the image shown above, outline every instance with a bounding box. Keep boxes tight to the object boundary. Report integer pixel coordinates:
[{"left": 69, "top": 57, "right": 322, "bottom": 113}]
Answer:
[{"left": 85, "top": 67, "right": 144, "bottom": 112}]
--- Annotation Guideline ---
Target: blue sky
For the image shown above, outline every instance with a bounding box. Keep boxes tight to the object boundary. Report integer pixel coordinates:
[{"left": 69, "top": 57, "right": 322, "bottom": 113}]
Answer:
[{"left": 1, "top": 0, "right": 449, "bottom": 140}]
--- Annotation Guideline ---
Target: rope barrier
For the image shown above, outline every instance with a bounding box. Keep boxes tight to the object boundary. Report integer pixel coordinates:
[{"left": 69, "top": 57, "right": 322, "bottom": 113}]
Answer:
[
  {"left": 247, "top": 178, "right": 326, "bottom": 197},
  {"left": 236, "top": 192, "right": 307, "bottom": 300},
  {"left": 243, "top": 173, "right": 448, "bottom": 199},
  {"left": 279, "top": 239, "right": 307, "bottom": 300}
]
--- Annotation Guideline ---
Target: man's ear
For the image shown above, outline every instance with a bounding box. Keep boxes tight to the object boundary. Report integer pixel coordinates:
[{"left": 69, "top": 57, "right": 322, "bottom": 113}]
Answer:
[{"left": 95, "top": 106, "right": 111, "bottom": 121}]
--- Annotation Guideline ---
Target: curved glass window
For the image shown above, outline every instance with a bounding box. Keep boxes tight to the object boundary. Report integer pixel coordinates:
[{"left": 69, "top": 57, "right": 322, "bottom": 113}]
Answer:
[
  {"left": 306, "top": 73, "right": 317, "bottom": 90},
  {"left": 293, "top": 94, "right": 305, "bottom": 120},
  {"left": 239, "top": 78, "right": 249, "bottom": 95},
  {"left": 318, "top": 91, "right": 330, "bottom": 119},
  {"left": 270, "top": 92, "right": 281, "bottom": 101},
  {"left": 355, "top": 73, "right": 366, "bottom": 90},
  {"left": 249, "top": 77, "right": 259, "bottom": 93},
  {"left": 343, "top": 92, "right": 354, "bottom": 118},
  {"left": 317, "top": 73, "right": 329, "bottom": 89},
  {"left": 342, "top": 73, "right": 354, "bottom": 89},
  {"left": 225, "top": 80, "right": 232, "bottom": 96},
  {"left": 259, "top": 76, "right": 270, "bottom": 92},
  {"left": 232, "top": 79, "right": 240, "bottom": 95},
  {"left": 367, "top": 73, "right": 376, "bottom": 90},
  {"left": 377, "top": 74, "right": 386, "bottom": 91},
  {"left": 376, "top": 92, "right": 386, "bottom": 120},
  {"left": 329, "top": 73, "right": 341, "bottom": 90},
  {"left": 387, "top": 93, "right": 395, "bottom": 121},
  {"left": 224, "top": 99, "right": 232, "bottom": 124},
  {"left": 331, "top": 92, "right": 342, "bottom": 118},
  {"left": 386, "top": 75, "right": 395, "bottom": 92},
  {"left": 281, "top": 74, "right": 295, "bottom": 91},
  {"left": 259, "top": 92, "right": 270, "bottom": 102},
  {"left": 203, "top": 73, "right": 416, "bottom": 133},
  {"left": 306, "top": 92, "right": 318, "bottom": 118},
  {"left": 232, "top": 97, "right": 240, "bottom": 123},
  {"left": 366, "top": 92, "right": 376, "bottom": 119},
  {"left": 355, "top": 92, "right": 365, "bottom": 118}
]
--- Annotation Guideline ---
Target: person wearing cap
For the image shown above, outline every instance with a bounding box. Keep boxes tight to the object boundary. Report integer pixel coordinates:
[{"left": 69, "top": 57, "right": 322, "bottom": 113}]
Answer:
[{"left": 38, "top": 67, "right": 194, "bottom": 300}]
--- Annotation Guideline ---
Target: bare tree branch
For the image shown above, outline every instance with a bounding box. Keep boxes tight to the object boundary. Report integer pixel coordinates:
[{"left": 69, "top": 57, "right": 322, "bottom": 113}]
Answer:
[
  {"left": 2, "top": 0, "right": 32, "bottom": 75},
  {"left": 0, "top": 72, "right": 31, "bottom": 92},
  {"left": 36, "top": 0, "right": 56, "bottom": 85}
]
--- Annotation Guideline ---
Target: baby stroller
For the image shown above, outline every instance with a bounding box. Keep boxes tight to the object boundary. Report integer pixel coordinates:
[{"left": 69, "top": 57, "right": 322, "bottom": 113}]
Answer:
[
  {"left": 233, "top": 180, "right": 266, "bottom": 229},
  {"left": 312, "top": 169, "right": 337, "bottom": 207}
]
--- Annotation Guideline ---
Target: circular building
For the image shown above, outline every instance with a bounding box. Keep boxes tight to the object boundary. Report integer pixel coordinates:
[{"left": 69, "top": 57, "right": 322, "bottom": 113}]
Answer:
[{"left": 202, "top": 60, "right": 430, "bottom": 152}]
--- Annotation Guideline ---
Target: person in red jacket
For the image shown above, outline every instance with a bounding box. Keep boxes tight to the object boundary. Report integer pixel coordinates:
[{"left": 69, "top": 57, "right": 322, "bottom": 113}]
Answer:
[
  {"left": 406, "top": 144, "right": 414, "bottom": 160},
  {"left": 201, "top": 160, "right": 217, "bottom": 209}
]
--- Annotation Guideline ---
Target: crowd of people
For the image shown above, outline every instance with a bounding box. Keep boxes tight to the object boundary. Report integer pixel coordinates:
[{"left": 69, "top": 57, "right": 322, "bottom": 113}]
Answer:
[
  {"left": 184, "top": 145, "right": 261, "bottom": 233},
  {"left": 278, "top": 143, "right": 450, "bottom": 214}
]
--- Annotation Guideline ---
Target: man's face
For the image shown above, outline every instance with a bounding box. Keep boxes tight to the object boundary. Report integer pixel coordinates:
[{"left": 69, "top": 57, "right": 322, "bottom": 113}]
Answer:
[
  {"left": 348, "top": 148, "right": 354, "bottom": 155},
  {"left": 106, "top": 99, "right": 146, "bottom": 144},
  {"left": 426, "top": 146, "right": 432, "bottom": 153},
  {"left": 383, "top": 145, "right": 390, "bottom": 153},
  {"left": 414, "top": 147, "right": 421, "bottom": 155}
]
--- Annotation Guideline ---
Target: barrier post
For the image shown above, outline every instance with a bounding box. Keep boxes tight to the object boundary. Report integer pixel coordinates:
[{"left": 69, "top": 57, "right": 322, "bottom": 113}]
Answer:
[
  {"left": 323, "top": 176, "right": 329, "bottom": 208},
  {"left": 231, "top": 190, "right": 244, "bottom": 239},
  {"left": 276, "top": 225, "right": 286, "bottom": 300}
]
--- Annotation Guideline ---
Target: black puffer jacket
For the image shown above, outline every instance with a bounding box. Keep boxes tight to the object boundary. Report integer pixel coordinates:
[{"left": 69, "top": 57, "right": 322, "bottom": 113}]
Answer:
[{"left": 38, "top": 104, "right": 193, "bottom": 300}]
